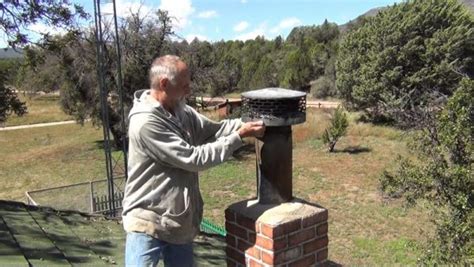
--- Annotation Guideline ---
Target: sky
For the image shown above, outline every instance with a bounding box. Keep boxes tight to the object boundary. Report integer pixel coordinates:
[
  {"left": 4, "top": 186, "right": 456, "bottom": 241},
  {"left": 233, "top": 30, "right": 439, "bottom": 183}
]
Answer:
[{"left": 1, "top": 0, "right": 405, "bottom": 47}]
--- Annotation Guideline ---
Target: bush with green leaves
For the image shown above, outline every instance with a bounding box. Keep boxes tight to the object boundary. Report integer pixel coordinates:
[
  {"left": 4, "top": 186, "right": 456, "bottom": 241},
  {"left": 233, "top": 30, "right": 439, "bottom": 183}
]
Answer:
[
  {"left": 311, "top": 75, "right": 336, "bottom": 99},
  {"left": 380, "top": 78, "right": 473, "bottom": 264},
  {"left": 322, "top": 106, "right": 349, "bottom": 152},
  {"left": 336, "top": 0, "right": 474, "bottom": 125},
  {"left": 0, "top": 70, "right": 26, "bottom": 123}
]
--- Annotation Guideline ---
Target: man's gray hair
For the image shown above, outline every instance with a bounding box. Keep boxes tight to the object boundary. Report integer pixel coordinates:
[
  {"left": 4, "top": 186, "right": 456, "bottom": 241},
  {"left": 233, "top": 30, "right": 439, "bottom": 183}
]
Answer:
[{"left": 149, "top": 55, "right": 182, "bottom": 89}]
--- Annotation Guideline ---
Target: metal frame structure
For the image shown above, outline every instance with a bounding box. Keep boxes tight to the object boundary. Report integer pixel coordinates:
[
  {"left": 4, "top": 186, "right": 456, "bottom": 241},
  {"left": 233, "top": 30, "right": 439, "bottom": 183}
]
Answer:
[{"left": 93, "top": 0, "right": 128, "bottom": 217}]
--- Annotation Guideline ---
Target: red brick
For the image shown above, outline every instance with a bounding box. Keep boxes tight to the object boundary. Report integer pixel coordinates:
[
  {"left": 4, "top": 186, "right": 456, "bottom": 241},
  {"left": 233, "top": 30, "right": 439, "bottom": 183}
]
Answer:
[
  {"left": 259, "top": 222, "right": 284, "bottom": 238},
  {"left": 289, "top": 254, "right": 316, "bottom": 267},
  {"left": 237, "top": 238, "right": 252, "bottom": 251},
  {"left": 226, "top": 234, "right": 236, "bottom": 248},
  {"left": 225, "top": 209, "right": 236, "bottom": 222},
  {"left": 273, "top": 247, "right": 302, "bottom": 264},
  {"left": 255, "top": 234, "right": 287, "bottom": 251},
  {"left": 259, "top": 218, "right": 302, "bottom": 239},
  {"left": 302, "top": 209, "right": 328, "bottom": 228},
  {"left": 316, "top": 248, "right": 328, "bottom": 262},
  {"left": 316, "top": 223, "right": 328, "bottom": 236},
  {"left": 226, "top": 221, "right": 247, "bottom": 239},
  {"left": 282, "top": 219, "right": 302, "bottom": 234},
  {"left": 303, "top": 236, "right": 328, "bottom": 254},
  {"left": 236, "top": 213, "right": 257, "bottom": 232},
  {"left": 261, "top": 250, "right": 274, "bottom": 265},
  {"left": 289, "top": 227, "right": 316, "bottom": 247},
  {"left": 245, "top": 246, "right": 261, "bottom": 260},
  {"left": 226, "top": 258, "right": 238, "bottom": 267},
  {"left": 226, "top": 246, "right": 245, "bottom": 265},
  {"left": 248, "top": 257, "right": 264, "bottom": 267},
  {"left": 248, "top": 232, "right": 256, "bottom": 243}
]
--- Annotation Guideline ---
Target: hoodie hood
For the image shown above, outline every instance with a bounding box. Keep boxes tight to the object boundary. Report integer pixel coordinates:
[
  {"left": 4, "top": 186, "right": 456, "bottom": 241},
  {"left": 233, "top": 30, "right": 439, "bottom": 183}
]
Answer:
[
  {"left": 128, "top": 89, "right": 160, "bottom": 119},
  {"left": 129, "top": 89, "right": 187, "bottom": 122}
]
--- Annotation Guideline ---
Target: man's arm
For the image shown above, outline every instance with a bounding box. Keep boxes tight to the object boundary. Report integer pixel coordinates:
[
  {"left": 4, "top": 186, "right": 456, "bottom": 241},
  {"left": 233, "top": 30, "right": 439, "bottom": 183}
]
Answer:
[
  {"left": 189, "top": 108, "right": 242, "bottom": 144},
  {"left": 139, "top": 118, "right": 265, "bottom": 173},
  {"left": 139, "top": 121, "right": 243, "bottom": 172}
]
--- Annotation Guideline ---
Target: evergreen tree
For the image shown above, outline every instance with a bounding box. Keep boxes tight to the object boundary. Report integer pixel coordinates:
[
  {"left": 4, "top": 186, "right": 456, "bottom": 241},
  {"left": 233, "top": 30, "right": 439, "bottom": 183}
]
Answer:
[
  {"left": 381, "top": 78, "right": 473, "bottom": 263},
  {"left": 0, "top": 70, "right": 26, "bottom": 123},
  {"left": 322, "top": 106, "right": 349, "bottom": 152},
  {"left": 0, "top": 0, "right": 87, "bottom": 123},
  {"left": 337, "top": 0, "right": 474, "bottom": 125},
  {"left": 280, "top": 48, "right": 312, "bottom": 90}
]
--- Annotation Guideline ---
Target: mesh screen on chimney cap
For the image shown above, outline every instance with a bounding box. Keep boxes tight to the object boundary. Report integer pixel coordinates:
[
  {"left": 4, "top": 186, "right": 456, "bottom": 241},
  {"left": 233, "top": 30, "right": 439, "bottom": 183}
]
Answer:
[{"left": 241, "top": 87, "right": 306, "bottom": 127}]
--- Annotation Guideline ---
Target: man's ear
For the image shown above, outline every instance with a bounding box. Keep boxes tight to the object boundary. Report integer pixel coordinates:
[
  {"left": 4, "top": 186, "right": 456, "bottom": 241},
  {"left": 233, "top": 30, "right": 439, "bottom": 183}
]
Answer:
[{"left": 159, "top": 77, "right": 168, "bottom": 91}]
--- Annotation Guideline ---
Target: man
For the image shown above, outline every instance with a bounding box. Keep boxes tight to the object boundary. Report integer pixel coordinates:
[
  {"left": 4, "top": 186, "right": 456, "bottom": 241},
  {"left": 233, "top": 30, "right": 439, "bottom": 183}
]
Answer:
[{"left": 122, "top": 55, "right": 265, "bottom": 266}]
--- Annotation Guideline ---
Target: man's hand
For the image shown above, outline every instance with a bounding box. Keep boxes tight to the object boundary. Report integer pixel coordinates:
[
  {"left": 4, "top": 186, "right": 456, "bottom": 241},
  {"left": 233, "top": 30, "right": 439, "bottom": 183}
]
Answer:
[{"left": 238, "top": 121, "right": 266, "bottom": 138}]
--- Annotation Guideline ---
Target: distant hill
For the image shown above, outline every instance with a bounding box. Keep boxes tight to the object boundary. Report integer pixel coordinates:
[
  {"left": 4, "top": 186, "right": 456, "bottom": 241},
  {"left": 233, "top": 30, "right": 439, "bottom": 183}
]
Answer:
[{"left": 0, "top": 48, "right": 23, "bottom": 59}]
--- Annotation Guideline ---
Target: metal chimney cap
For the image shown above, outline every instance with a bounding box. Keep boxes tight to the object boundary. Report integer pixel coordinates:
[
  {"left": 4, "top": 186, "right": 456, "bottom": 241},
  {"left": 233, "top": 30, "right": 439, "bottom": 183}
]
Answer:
[
  {"left": 241, "top": 87, "right": 306, "bottom": 126},
  {"left": 241, "top": 88, "right": 306, "bottom": 99}
]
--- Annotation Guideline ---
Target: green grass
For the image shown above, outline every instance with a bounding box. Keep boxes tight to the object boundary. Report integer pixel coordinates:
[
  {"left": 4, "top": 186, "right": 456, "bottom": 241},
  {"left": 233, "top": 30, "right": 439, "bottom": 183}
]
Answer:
[
  {"left": 352, "top": 237, "right": 421, "bottom": 264},
  {"left": 0, "top": 108, "right": 434, "bottom": 265},
  {"left": 4, "top": 94, "right": 73, "bottom": 126}
]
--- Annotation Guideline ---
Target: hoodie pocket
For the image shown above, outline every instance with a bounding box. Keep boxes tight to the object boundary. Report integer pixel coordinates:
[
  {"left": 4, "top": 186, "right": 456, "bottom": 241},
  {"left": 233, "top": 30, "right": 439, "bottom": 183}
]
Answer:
[{"left": 160, "top": 187, "right": 192, "bottom": 229}]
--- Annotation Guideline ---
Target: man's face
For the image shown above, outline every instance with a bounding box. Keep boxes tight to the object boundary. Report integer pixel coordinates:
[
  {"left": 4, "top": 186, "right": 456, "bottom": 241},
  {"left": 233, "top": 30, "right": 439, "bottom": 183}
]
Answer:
[{"left": 167, "top": 62, "right": 191, "bottom": 101}]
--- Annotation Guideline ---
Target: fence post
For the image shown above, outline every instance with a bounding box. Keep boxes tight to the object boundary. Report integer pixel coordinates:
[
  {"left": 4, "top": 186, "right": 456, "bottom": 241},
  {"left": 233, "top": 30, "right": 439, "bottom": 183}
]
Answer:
[{"left": 90, "top": 181, "right": 94, "bottom": 213}]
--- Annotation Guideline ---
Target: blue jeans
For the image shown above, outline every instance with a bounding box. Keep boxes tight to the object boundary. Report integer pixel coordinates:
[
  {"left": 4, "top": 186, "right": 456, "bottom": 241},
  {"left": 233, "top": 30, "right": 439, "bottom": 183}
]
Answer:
[{"left": 125, "top": 232, "right": 194, "bottom": 267}]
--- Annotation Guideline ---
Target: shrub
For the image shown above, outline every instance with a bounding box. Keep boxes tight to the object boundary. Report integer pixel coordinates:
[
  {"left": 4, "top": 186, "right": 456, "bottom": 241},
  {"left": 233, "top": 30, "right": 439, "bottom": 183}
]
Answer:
[
  {"left": 322, "top": 106, "right": 348, "bottom": 152},
  {"left": 380, "top": 78, "right": 473, "bottom": 264},
  {"left": 310, "top": 75, "right": 336, "bottom": 99}
]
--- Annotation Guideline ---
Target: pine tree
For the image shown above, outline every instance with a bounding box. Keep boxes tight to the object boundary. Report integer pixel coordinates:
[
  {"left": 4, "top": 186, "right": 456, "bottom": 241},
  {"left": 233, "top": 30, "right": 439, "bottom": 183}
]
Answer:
[
  {"left": 322, "top": 106, "right": 349, "bottom": 152},
  {"left": 380, "top": 78, "right": 473, "bottom": 263},
  {"left": 336, "top": 0, "right": 474, "bottom": 125}
]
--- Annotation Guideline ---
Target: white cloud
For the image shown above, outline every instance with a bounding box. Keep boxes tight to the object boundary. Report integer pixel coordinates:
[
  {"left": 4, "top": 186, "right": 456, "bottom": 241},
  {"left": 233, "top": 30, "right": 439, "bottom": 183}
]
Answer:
[
  {"left": 233, "top": 21, "right": 249, "bottom": 32},
  {"left": 270, "top": 17, "right": 302, "bottom": 34},
  {"left": 186, "top": 34, "right": 208, "bottom": 42},
  {"left": 235, "top": 22, "right": 267, "bottom": 41},
  {"left": 101, "top": 0, "right": 152, "bottom": 19},
  {"left": 241, "top": 0, "right": 248, "bottom": 3},
  {"left": 160, "top": 0, "right": 195, "bottom": 29},
  {"left": 0, "top": 33, "right": 7, "bottom": 48},
  {"left": 197, "top": 10, "right": 217, "bottom": 19},
  {"left": 29, "top": 23, "right": 67, "bottom": 36}
]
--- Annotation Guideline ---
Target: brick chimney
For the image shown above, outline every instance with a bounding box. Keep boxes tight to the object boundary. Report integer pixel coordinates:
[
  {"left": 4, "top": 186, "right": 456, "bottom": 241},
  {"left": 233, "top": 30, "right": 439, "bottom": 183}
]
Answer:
[
  {"left": 225, "top": 199, "right": 328, "bottom": 266},
  {"left": 226, "top": 88, "right": 329, "bottom": 266}
]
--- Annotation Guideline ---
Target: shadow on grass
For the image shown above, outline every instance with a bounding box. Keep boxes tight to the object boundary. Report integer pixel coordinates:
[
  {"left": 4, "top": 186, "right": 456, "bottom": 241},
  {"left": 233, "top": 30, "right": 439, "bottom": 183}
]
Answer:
[
  {"left": 0, "top": 200, "right": 120, "bottom": 265},
  {"left": 94, "top": 140, "right": 123, "bottom": 152},
  {"left": 194, "top": 233, "right": 227, "bottom": 266},
  {"left": 326, "top": 260, "right": 343, "bottom": 266},
  {"left": 335, "top": 146, "right": 371, "bottom": 154},
  {"left": 232, "top": 143, "right": 255, "bottom": 161}
]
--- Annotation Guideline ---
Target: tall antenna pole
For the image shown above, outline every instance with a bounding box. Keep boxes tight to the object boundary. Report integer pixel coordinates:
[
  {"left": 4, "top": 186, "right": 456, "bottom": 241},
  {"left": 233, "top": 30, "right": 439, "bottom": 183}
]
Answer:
[
  {"left": 112, "top": 0, "right": 128, "bottom": 178},
  {"left": 93, "top": 0, "right": 116, "bottom": 217}
]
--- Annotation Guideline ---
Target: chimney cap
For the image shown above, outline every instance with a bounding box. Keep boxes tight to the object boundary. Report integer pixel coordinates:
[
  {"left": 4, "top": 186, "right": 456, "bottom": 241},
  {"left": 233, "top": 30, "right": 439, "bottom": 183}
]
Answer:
[{"left": 241, "top": 87, "right": 306, "bottom": 100}]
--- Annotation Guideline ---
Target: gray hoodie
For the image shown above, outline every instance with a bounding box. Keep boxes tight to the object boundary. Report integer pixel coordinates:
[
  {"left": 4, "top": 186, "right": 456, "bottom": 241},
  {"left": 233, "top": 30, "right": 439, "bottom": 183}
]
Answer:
[{"left": 122, "top": 89, "right": 243, "bottom": 244}]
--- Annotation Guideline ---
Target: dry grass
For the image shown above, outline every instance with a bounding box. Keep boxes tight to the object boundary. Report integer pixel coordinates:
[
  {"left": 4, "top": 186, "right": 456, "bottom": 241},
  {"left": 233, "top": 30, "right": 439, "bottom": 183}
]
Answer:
[
  {"left": 0, "top": 122, "right": 106, "bottom": 201},
  {"left": 0, "top": 107, "right": 433, "bottom": 265},
  {"left": 200, "top": 108, "right": 433, "bottom": 265},
  {"left": 4, "top": 94, "right": 73, "bottom": 126}
]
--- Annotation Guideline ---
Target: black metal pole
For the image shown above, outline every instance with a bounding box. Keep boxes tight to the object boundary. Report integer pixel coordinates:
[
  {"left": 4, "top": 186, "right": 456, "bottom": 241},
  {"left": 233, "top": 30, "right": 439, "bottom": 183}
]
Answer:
[
  {"left": 93, "top": 0, "right": 116, "bottom": 217},
  {"left": 111, "top": 0, "right": 128, "bottom": 179}
]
